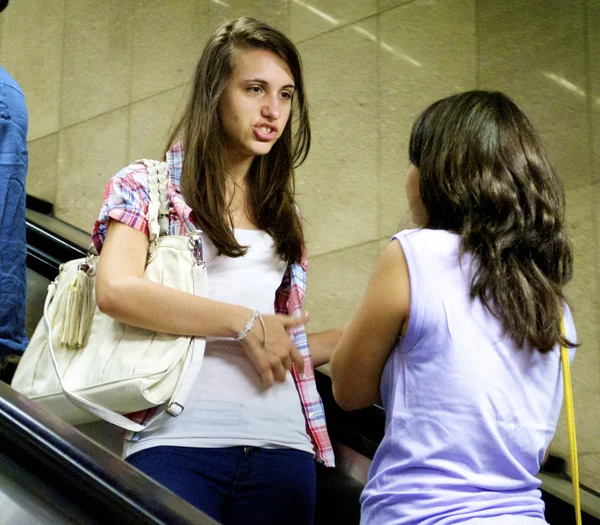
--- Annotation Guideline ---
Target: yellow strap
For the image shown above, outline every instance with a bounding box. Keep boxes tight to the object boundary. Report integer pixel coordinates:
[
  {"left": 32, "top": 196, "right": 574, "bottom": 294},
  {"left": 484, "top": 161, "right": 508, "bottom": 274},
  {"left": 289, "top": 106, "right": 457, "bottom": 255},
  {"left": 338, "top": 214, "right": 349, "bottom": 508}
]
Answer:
[{"left": 560, "top": 317, "right": 582, "bottom": 525}]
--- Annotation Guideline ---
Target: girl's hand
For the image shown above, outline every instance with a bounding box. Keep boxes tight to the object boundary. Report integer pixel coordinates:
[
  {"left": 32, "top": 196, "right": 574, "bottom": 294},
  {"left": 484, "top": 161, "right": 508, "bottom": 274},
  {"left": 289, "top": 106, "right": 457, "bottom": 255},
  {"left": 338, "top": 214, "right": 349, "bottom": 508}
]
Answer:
[{"left": 240, "top": 313, "right": 309, "bottom": 388}]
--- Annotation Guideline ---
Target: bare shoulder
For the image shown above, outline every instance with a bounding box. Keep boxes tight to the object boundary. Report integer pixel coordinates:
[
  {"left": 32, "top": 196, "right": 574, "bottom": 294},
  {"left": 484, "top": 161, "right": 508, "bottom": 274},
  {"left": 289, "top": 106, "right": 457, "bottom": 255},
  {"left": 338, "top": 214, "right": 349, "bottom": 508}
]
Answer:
[{"left": 370, "top": 239, "right": 410, "bottom": 318}]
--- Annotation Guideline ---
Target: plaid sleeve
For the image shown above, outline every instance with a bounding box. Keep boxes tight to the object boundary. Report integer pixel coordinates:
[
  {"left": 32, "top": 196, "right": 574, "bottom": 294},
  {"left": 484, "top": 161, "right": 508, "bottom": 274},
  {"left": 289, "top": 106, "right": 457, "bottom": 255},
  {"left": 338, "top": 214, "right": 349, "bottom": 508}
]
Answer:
[
  {"left": 91, "top": 163, "right": 150, "bottom": 253},
  {"left": 296, "top": 206, "right": 308, "bottom": 272}
]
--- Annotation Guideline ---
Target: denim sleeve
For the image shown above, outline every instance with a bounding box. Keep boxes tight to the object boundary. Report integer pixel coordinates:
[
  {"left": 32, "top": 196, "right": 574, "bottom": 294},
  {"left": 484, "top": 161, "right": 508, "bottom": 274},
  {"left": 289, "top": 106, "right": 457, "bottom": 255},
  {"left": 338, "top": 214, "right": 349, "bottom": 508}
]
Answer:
[{"left": 0, "top": 67, "right": 29, "bottom": 356}]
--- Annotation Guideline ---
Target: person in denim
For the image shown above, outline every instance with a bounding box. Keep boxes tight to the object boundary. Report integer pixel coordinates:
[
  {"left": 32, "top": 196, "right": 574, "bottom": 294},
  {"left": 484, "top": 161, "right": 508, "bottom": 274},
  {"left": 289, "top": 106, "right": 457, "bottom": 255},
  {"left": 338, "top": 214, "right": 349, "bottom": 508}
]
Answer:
[{"left": 0, "top": 0, "right": 29, "bottom": 376}]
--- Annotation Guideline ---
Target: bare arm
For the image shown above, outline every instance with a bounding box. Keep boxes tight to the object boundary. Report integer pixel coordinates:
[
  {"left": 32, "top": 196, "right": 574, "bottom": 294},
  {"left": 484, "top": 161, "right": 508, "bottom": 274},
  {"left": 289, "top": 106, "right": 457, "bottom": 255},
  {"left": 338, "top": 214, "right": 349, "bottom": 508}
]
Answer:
[
  {"left": 307, "top": 328, "right": 344, "bottom": 368},
  {"left": 329, "top": 240, "right": 410, "bottom": 411},
  {"left": 96, "top": 220, "right": 305, "bottom": 387},
  {"left": 96, "top": 221, "right": 249, "bottom": 337}
]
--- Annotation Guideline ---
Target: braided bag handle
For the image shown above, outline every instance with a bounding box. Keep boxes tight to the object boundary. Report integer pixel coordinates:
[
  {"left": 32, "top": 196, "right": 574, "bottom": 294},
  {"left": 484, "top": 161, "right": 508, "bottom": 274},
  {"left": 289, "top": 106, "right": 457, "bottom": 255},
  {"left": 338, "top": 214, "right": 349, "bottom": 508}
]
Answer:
[{"left": 138, "top": 159, "right": 169, "bottom": 257}]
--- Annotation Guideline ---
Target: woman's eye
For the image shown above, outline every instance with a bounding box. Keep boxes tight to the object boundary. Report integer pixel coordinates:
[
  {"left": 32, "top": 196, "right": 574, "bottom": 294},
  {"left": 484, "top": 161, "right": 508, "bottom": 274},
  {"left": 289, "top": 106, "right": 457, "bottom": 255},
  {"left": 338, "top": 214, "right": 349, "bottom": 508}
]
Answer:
[
  {"left": 248, "top": 85, "right": 263, "bottom": 94},
  {"left": 280, "top": 91, "right": 293, "bottom": 100}
]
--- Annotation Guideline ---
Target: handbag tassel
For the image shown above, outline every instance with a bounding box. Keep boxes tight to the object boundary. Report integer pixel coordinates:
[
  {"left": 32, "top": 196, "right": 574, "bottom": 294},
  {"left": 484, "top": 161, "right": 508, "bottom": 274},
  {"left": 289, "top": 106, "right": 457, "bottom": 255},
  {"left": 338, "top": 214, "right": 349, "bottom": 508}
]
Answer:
[{"left": 59, "top": 265, "right": 95, "bottom": 349}]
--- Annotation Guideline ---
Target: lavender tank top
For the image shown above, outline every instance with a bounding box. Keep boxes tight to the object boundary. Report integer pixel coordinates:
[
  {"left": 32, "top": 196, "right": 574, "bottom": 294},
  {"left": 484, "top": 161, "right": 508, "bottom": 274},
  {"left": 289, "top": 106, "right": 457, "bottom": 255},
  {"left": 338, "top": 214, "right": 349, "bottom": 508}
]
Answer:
[{"left": 360, "top": 229, "right": 576, "bottom": 525}]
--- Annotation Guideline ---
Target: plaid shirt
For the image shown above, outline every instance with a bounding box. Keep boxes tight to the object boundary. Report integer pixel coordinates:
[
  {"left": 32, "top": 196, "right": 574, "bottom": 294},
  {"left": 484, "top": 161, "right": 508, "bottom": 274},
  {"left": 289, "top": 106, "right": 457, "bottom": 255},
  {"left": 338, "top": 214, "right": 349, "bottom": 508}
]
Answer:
[{"left": 92, "top": 142, "right": 334, "bottom": 466}]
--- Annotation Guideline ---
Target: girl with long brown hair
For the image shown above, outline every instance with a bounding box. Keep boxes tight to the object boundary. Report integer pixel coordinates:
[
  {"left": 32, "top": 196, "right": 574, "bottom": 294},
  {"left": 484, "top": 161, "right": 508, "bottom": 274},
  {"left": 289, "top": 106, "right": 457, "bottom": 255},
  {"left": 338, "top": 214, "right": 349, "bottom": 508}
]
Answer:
[
  {"left": 331, "top": 91, "right": 576, "bottom": 524},
  {"left": 93, "top": 17, "right": 339, "bottom": 525}
]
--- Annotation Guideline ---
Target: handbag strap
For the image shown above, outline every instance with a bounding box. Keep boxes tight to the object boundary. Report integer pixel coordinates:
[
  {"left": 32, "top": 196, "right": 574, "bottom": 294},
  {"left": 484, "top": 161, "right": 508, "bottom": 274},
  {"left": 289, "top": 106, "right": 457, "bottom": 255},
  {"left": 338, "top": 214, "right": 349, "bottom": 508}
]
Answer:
[
  {"left": 560, "top": 316, "right": 581, "bottom": 525},
  {"left": 140, "top": 159, "right": 169, "bottom": 256}
]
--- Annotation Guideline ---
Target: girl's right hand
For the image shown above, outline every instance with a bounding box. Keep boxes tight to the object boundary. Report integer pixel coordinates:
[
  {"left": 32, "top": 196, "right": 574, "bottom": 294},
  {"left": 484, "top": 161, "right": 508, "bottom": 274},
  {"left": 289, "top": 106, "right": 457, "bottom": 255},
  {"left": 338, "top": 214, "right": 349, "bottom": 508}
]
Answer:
[{"left": 240, "top": 313, "right": 308, "bottom": 388}]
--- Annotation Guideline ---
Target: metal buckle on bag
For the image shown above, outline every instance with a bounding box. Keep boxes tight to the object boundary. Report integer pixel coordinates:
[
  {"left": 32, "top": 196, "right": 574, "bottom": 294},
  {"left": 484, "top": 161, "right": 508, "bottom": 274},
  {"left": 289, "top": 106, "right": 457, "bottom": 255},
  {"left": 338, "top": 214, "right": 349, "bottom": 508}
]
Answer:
[
  {"left": 188, "top": 232, "right": 205, "bottom": 267},
  {"left": 77, "top": 261, "right": 95, "bottom": 276}
]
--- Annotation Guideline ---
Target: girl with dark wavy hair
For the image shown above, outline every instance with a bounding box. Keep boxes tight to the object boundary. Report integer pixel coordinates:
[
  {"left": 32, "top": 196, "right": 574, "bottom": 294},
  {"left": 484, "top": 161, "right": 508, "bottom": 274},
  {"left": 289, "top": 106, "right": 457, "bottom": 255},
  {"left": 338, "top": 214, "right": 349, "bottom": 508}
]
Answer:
[
  {"left": 93, "top": 17, "right": 339, "bottom": 525},
  {"left": 331, "top": 91, "right": 576, "bottom": 524}
]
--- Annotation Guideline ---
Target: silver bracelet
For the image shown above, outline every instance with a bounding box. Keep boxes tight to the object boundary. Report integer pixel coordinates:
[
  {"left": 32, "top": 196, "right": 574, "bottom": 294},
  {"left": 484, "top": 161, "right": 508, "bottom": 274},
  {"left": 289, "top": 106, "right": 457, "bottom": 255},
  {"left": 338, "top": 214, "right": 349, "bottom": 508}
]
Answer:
[{"left": 237, "top": 310, "right": 267, "bottom": 345}]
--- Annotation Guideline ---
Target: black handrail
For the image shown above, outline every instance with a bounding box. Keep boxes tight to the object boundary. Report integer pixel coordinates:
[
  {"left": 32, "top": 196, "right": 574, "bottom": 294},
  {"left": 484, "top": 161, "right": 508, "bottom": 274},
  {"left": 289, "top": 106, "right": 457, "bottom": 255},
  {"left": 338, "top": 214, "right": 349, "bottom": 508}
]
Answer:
[
  {"left": 25, "top": 212, "right": 87, "bottom": 281},
  {"left": 0, "top": 382, "right": 218, "bottom": 525}
]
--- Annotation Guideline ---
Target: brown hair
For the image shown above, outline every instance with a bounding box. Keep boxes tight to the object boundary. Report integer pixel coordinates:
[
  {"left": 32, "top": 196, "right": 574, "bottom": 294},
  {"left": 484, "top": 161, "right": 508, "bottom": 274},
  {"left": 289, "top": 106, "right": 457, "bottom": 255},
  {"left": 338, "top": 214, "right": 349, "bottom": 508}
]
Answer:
[
  {"left": 409, "top": 90, "right": 574, "bottom": 353},
  {"left": 165, "top": 17, "right": 310, "bottom": 263}
]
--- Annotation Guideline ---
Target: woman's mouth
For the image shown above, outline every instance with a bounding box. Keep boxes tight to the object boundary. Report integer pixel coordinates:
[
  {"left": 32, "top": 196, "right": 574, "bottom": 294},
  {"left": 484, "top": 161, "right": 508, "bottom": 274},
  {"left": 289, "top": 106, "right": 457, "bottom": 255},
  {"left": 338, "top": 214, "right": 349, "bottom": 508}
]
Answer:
[{"left": 253, "top": 125, "right": 278, "bottom": 141}]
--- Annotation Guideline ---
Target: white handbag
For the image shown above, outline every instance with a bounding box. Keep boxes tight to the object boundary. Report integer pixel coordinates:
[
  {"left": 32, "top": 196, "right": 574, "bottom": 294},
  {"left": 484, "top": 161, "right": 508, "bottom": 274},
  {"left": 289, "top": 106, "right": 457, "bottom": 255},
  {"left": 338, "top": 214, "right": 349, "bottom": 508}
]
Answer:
[{"left": 12, "top": 160, "right": 207, "bottom": 432}]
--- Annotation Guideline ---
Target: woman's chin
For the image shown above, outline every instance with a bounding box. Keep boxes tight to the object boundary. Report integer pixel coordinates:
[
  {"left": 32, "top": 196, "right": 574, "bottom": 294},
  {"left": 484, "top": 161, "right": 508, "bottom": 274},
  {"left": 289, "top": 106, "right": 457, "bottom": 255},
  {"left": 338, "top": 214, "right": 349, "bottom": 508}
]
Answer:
[{"left": 250, "top": 142, "right": 276, "bottom": 157}]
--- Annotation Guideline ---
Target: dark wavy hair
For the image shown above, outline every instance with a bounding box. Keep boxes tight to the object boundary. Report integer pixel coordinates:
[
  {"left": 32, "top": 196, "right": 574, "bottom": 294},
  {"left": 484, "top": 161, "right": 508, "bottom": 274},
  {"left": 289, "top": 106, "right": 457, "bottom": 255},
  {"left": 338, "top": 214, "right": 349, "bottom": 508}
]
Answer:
[
  {"left": 409, "top": 90, "right": 574, "bottom": 353},
  {"left": 165, "top": 17, "right": 310, "bottom": 263}
]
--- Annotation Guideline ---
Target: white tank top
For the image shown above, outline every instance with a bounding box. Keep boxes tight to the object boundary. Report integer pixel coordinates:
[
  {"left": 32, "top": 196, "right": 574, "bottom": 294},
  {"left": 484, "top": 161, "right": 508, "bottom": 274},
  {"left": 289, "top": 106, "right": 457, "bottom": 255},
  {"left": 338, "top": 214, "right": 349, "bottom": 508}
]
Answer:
[{"left": 123, "top": 229, "right": 313, "bottom": 458}]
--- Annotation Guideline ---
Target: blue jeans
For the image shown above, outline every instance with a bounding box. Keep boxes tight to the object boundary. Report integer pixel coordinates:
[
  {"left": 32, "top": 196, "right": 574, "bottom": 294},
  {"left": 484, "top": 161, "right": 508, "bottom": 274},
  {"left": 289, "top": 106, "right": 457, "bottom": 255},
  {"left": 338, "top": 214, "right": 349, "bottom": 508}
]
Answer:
[{"left": 127, "top": 446, "right": 316, "bottom": 525}]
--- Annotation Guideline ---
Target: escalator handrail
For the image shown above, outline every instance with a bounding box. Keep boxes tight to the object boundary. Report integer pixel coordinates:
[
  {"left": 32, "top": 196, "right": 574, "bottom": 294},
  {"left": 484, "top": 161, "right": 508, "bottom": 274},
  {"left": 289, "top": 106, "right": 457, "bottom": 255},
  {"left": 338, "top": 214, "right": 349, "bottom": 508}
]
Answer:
[{"left": 0, "top": 380, "right": 218, "bottom": 524}]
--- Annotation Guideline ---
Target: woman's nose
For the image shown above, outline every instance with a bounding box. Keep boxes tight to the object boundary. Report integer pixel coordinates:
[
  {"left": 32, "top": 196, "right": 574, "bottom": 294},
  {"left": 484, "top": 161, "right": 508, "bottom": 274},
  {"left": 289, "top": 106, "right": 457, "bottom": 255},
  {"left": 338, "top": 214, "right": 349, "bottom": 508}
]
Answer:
[{"left": 262, "top": 96, "right": 280, "bottom": 119}]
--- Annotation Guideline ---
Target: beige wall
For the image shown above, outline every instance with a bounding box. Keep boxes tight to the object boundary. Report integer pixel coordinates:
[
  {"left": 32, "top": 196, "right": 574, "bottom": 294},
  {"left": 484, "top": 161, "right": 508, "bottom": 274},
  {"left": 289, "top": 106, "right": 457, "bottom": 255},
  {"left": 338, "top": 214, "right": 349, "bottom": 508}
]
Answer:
[{"left": 1, "top": 0, "right": 598, "bottom": 492}]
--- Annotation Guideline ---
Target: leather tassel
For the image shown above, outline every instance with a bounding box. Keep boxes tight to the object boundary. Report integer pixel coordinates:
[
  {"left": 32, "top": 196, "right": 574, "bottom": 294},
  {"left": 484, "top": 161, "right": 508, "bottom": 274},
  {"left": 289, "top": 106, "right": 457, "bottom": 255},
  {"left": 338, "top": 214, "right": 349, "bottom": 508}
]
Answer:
[{"left": 59, "top": 267, "right": 94, "bottom": 348}]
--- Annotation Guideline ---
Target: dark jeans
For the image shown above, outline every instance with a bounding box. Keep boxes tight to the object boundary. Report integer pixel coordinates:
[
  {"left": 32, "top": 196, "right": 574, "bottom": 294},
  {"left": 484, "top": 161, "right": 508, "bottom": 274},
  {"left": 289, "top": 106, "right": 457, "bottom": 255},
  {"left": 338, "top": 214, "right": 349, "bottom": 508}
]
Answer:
[{"left": 127, "top": 445, "right": 316, "bottom": 525}]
